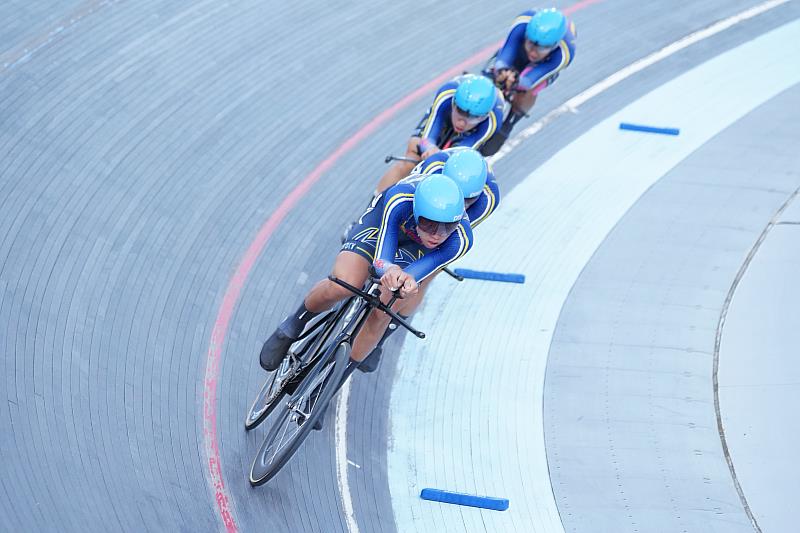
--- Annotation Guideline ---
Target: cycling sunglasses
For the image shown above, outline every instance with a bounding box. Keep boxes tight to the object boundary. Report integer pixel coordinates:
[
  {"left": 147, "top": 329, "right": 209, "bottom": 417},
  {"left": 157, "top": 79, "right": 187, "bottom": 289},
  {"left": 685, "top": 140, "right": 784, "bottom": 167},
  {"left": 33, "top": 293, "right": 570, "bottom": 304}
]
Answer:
[
  {"left": 417, "top": 216, "right": 461, "bottom": 236},
  {"left": 453, "top": 104, "right": 489, "bottom": 124},
  {"left": 525, "top": 38, "right": 556, "bottom": 55}
]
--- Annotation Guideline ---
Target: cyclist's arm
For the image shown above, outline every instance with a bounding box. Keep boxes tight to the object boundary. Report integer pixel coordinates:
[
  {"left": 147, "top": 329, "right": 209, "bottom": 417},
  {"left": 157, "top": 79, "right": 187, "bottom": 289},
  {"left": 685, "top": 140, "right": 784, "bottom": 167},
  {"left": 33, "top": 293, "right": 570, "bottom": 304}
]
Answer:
[
  {"left": 495, "top": 12, "right": 532, "bottom": 71},
  {"left": 373, "top": 186, "right": 415, "bottom": 276},
  {"left": 466, "top": 172, "right": 500, "bottom": 229},
  {"left": 419, "top": 83, "right": 458, "bottom": 152},
  {"left": 405, "top": 221, "right": 473, "bottom": 282}
]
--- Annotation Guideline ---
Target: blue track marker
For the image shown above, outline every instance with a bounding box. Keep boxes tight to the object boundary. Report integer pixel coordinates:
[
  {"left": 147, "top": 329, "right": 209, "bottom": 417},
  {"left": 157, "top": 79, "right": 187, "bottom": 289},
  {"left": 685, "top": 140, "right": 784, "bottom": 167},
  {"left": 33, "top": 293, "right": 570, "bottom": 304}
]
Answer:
[
  {"left": 453, "top": 268, "right": 525, "bottom": 284},
  {"left": 420, "top": 488, "right": 509, "bottom": 511},
  {"left": 619, "top": 122, "right": 680, "bottom": 136}
]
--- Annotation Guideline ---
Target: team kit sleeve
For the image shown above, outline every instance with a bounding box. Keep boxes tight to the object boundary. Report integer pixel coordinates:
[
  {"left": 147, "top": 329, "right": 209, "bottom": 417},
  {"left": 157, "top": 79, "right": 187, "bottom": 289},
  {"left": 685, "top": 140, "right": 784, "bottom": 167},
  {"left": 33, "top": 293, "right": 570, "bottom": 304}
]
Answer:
[
  {"left": 405, "top": 221, "right": 473, "bottom": 283},
  {"left": 418, "top": 81, "right": 459, "bottom": 151},
  {"left": 466, "top": 172, "right": 500, "bottom": 229},
  {"left": 372, "top": 184, "right": 415, "bottom": 276},
  {"left": 494, "top": 11, "right": 533, "bottom": 71},
  {"left": 517, "top": 21, "right": 577, "bottom": 92}
]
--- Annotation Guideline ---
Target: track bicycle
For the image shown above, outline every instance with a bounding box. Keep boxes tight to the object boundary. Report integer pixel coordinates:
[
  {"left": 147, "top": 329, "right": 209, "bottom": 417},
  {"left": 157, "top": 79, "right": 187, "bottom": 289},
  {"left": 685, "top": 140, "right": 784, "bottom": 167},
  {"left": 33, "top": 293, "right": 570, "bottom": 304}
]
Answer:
[{"left": 247, "top": 274, "right": 424, "bottom": 486}]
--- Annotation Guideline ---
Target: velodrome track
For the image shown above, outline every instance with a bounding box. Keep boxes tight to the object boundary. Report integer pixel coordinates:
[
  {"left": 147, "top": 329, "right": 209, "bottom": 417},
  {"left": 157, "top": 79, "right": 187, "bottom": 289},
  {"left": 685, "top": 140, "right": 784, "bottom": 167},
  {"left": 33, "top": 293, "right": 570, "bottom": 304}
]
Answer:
[{"left": 1, "top": 1, "right": 798, "bottom": 532}]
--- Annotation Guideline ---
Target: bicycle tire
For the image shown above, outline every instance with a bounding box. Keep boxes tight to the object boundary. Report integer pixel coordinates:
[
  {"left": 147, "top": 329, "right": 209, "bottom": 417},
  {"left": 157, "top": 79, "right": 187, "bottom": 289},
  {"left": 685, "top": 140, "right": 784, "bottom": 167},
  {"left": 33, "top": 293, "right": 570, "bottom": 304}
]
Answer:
[{"left": 249, "top": 340, "right": 351, "bottom": 486}]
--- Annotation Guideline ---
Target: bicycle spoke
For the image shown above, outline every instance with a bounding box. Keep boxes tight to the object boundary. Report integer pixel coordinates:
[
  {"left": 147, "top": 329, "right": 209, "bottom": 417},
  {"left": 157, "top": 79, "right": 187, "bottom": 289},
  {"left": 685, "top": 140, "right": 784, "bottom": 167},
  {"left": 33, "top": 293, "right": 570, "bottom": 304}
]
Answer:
[{"left": 266, "top": 408, "right": 301, "bottom": 464}]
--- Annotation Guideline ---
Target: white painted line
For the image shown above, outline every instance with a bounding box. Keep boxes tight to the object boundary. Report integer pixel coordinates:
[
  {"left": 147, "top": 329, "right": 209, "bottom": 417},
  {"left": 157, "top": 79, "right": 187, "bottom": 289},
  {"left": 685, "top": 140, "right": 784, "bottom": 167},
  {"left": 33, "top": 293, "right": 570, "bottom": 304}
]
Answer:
[
  {"left": 335, "top": 379, "right": 360, "bottom": 533},
  {"left": 336, "top": 2, "right": 794, "bottom": 531}
]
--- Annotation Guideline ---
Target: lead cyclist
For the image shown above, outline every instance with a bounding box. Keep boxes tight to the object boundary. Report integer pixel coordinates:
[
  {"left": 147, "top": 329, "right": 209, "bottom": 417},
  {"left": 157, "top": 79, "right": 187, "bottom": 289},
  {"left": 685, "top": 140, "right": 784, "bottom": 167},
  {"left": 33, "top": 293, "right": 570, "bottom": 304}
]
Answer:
[
  {"left": 259, "top": 174, "right": 475, "bottom": 384},
  {"left": 358, "top": 147, "right": 500, "bottom": 372}
]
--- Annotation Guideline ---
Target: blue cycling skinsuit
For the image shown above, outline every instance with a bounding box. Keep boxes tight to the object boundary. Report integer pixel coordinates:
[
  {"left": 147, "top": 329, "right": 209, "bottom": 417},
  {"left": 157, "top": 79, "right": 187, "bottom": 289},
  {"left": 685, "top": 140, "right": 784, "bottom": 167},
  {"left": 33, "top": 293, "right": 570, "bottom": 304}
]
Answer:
[
  {"left": 341, "top": 181, "right": 474, "bottom": 282},
  {"left": 414, "top": 77, "right": 505, "bottom": 152},
  {"left": 494, "top": 9, "right": 577, "bottom": 94}
]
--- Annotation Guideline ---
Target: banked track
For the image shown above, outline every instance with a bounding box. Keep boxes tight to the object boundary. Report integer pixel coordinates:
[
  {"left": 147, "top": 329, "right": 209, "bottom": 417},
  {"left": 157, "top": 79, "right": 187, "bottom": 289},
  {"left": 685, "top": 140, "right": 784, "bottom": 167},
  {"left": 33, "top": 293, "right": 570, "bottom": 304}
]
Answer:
[{"left": 1, "top": 1, "right": 797, "bottom": 531}]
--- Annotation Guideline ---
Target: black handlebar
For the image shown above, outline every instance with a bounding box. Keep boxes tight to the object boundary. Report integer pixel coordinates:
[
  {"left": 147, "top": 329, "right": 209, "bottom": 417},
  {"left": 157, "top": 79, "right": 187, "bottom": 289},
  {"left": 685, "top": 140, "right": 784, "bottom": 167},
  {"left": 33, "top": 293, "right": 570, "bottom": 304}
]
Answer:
[
  {"left": 442, "top": 267, "right": 464, "bottom": 281},
  {"left": 385, "top": 154, "right": 421, "bottom": 164},
  {"left": 327, "top": 276, "right": 426, "bottom": 339}
]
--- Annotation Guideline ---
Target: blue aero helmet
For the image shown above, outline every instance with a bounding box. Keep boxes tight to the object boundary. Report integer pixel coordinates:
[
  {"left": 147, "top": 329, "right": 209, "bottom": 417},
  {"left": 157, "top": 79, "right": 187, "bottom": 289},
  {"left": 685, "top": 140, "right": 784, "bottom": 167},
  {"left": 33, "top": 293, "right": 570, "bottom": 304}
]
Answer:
[
  {"left": 526, "top": 8, "right": 567, "bottom": 48},
  {"left": 454, "top": 74, "right": 497, "bottom": 118},
  {"left": 443, "top": 148, "right": 488, "bottom": 199},
  {"left": 413, "top": 174, "right": 465, "bottom": 224}
]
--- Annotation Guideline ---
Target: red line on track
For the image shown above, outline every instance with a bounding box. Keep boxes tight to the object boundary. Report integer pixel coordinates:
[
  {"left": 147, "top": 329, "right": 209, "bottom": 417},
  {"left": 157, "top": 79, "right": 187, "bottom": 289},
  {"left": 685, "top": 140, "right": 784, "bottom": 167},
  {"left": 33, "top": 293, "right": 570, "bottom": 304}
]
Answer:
[{"left": 202, "top": 1, "right": 600, "bottom": 530}]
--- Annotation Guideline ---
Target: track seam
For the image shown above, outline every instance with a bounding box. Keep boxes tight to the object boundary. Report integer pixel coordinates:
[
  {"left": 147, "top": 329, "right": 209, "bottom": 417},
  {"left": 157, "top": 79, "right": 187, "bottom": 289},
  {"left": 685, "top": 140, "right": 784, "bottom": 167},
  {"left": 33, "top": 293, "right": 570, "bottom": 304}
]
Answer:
[{"left": 712, "top": 186, "right": 799, "bottom": 533}]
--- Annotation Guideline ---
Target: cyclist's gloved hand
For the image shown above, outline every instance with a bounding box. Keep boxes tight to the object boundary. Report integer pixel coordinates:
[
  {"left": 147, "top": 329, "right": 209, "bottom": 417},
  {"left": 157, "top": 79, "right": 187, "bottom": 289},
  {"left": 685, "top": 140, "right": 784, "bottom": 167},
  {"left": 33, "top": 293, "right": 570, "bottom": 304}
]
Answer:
[
  {"left": 397, "top": 273, "right": 418, "bottom": 298},
  {"left": 381, "top": 265, "right": 418, "bottom": 298},
  {"left": 494, "top": 68, "right": 518, "bottom": 97}
]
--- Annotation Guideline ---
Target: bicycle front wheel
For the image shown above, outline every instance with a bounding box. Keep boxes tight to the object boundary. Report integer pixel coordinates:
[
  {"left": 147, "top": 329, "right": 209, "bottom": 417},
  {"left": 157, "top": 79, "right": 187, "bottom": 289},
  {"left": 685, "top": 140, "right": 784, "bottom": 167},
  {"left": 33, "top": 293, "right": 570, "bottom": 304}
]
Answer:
[{"left": 249, "top": 340, "right": 351, "bottom": 486}]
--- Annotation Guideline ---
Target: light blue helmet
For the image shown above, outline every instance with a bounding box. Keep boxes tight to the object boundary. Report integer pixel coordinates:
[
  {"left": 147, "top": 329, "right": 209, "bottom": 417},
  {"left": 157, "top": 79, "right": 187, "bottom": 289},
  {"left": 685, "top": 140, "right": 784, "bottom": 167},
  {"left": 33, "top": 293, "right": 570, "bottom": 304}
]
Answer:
[
  {"left": 413, "top": 174, "right": 465, "bottom": 223},
  {"left": 454, "top": 74, "right": 497, "bottom": 118},
  {"left": 443, "top": 149, "right": 488, "bottom": 199},
  {"left": 526, "top": 8, "right": 567, "bottom": 48}
]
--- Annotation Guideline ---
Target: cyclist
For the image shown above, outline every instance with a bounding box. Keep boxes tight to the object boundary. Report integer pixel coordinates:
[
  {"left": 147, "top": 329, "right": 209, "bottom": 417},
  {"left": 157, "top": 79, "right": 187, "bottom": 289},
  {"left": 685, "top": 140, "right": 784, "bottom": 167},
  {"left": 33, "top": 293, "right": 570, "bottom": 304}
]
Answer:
[
  {"left": 481, "top": 7, "right": 577, "bottom": 156},
  {"left": 259, "top": 174, "right": 473, "bottom": 381},
  {"left": 374, "top": 74, "right": 503, "bottom": 194},
  {"left": 358, "top": 147, "right": 500, "bottom": 373}
]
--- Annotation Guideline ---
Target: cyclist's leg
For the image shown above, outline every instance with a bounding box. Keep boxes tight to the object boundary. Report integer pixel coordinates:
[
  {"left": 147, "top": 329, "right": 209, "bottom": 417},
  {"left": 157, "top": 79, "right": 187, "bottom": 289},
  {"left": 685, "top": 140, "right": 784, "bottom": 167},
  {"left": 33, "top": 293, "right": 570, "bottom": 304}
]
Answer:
[
  {"left": 394, "top": 274, "right": 433, "bottom": 316},
  {"left": 305, "top": 251, "right": 370, "bottom": 312},
  {"left": 350, "top": 284, "right": 399, "bottom": 363},
  {"left": 357, "top": 270, "right": 439, "bottom": 372},
  {"left": 511, "top": 90, "right": 537, "bottom": 116},
  {"left": 261, "top": 199, "right": 385, "bottom": 373},
  {"left": 357, "top": 310, "right": 409, "bottom": 373},
  {"left": 260, "top": 251, "right": 371, "bottom": 371},
  {"left": 481, "top": 87, "right": 539, "bottom": 157}
]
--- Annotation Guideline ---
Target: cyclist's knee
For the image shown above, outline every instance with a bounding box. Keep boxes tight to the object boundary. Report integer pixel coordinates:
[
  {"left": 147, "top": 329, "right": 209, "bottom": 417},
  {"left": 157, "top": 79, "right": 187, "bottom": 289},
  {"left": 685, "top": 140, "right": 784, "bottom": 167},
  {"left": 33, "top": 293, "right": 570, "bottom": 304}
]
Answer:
[
  {"left": 366, "top": 303, "right": 393, "bottom": 329},
  {"left": 330, "top": 253, "right": 369, "bottom": 293},
  {"left": 319, "top": 278, "right": 350, "bottom": 301},
  {"left": 394, "top": 288, "right": 423, "bottom": 316},
  {"left": 512, "top": 90, "right": 537, "bottom": 115},
  {"left": 395, "top": 160, "right": 415, "bottom": 177}
]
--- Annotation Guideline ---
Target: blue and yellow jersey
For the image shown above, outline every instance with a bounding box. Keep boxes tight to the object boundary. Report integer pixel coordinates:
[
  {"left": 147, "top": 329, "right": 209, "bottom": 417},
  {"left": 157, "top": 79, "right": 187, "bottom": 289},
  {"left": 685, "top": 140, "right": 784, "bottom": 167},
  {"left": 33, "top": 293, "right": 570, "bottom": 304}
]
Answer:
[
  {"left": 372, "top": 182, "right": 473, "bottom": 282},
  {"left": 418, "top": 78, "right": 505, "bottom": 151},
  {"left": 494, "top": 9, "right": 576, "bottom": 92},
  {"left": 407, "top": 149, "right": 500, "bottom": 229}
]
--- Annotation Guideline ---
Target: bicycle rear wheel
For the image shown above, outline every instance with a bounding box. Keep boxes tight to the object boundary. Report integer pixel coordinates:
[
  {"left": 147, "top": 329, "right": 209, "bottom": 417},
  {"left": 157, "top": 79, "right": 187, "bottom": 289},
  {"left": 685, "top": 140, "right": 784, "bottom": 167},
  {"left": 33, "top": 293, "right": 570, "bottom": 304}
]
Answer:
[{"left": 249, "top": 340, "right": 351, "bottom": 486}]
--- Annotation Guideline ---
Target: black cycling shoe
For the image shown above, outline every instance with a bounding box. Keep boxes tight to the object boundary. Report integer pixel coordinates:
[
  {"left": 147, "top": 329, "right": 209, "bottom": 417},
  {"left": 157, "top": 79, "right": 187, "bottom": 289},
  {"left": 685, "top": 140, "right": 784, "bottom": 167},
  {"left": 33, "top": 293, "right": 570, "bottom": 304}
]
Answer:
[
  {"left": 357, "top": 346, "right": 382, "bottom": 374},
  {"left": 259, "top": 329, "right": 297, "bottom": 371}
]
